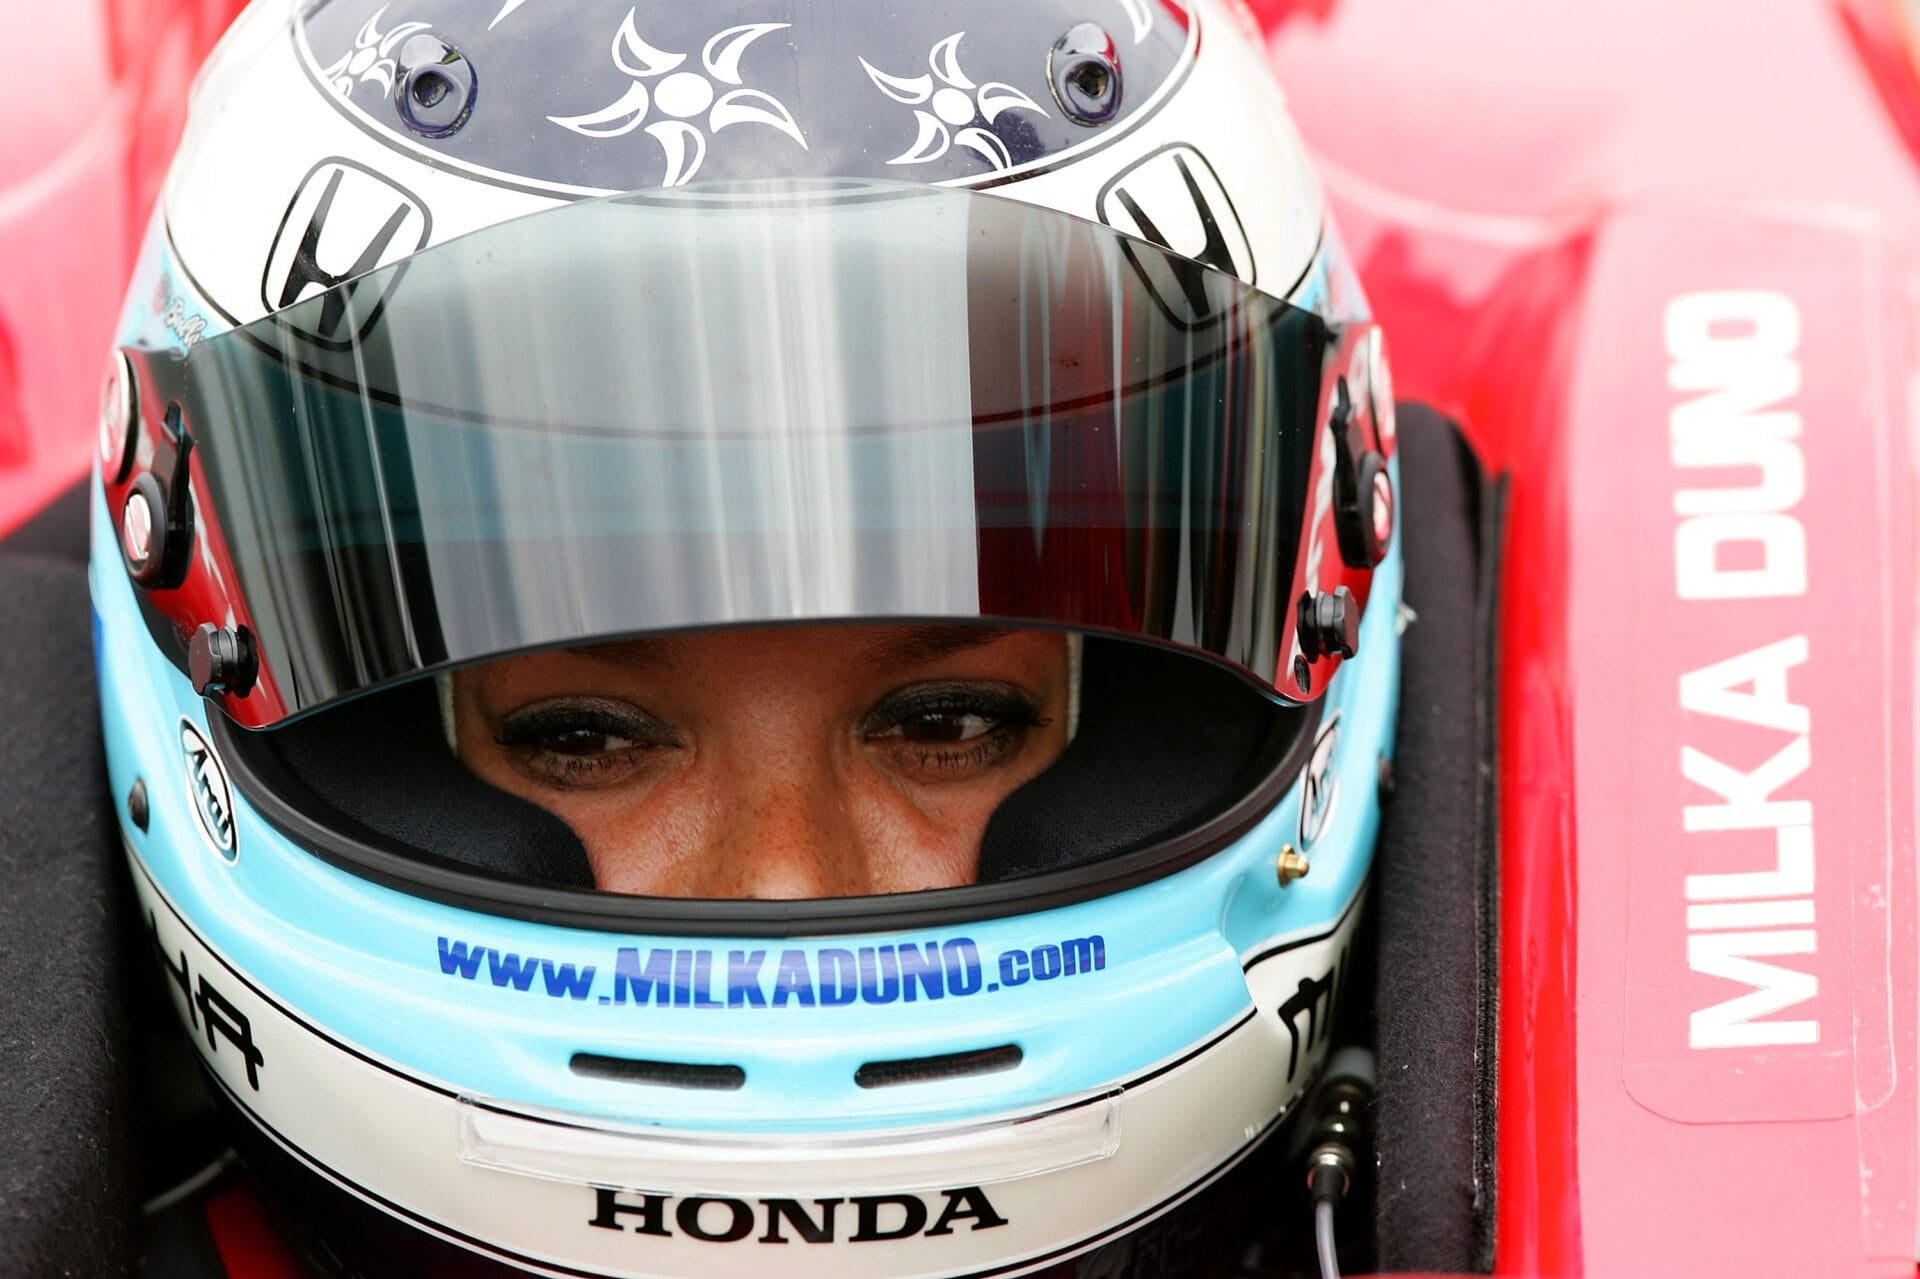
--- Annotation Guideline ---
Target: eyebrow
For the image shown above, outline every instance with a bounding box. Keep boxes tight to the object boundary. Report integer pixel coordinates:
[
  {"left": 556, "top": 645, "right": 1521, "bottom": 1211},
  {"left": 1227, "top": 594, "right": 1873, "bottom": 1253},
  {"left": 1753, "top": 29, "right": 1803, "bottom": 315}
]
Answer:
[
  {"left": 572, "top": 636, "right": 689, "bottom": 670},
  {"left": 874, "top": 625, "right": 1018, "bottom": 666}
]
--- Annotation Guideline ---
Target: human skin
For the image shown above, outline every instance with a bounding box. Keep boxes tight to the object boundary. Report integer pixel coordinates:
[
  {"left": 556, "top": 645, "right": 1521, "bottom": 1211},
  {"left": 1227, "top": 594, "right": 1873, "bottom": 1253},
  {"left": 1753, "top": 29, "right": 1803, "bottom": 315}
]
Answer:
[{"left": 451, "top": 625, "right": 1071, "bottom": 897}]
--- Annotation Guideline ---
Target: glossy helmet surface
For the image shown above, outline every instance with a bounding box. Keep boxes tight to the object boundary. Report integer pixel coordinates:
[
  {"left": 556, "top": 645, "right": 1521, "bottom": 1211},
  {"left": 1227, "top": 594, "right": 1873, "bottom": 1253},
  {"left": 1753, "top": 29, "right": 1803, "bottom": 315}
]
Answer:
[{"left": 93, "top": 0, "right": 1402, "bottom": 1274}]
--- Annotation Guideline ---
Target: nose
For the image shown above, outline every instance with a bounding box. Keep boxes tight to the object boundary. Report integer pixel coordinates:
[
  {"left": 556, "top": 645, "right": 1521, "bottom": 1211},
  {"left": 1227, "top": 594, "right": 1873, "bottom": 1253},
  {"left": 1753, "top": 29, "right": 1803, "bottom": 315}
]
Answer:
[{"left": 701, "top": 756, "right": 868, "bottom": 900}]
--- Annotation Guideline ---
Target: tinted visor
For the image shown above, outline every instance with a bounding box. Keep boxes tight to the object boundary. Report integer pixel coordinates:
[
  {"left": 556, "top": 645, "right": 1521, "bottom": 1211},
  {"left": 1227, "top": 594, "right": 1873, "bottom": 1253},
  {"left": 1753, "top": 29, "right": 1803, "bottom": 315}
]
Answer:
[{"left": 134, "top": 180, "right": 1334, "bottom": 727}]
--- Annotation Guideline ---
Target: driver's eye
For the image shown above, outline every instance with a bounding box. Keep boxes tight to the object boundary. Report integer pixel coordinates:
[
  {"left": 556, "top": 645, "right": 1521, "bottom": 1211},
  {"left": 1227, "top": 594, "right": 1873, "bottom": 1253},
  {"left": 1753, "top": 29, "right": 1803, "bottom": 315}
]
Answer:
[
  {"left": 540, "top": 727, "right": 639, "bottom": 756},
  {"left": 886, "top": 710, "right": 996, "bottom": 744},
  {"left": 495, "top": 699, "right": 680, "bottom": 788},
  {"left": 859, "top": 683, "right": 1048, "bottom": 777}
]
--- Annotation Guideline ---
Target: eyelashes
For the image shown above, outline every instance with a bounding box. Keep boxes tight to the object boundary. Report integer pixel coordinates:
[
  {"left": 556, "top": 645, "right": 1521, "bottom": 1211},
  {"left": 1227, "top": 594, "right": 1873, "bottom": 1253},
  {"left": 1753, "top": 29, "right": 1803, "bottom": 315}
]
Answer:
[
  {"left": 491, "top": 684, "right": 1049, "bottom": 790},
  {"left": 496, "top": 699, "right": 682, "bottom": 752},
  {"left": 860, "top": 683, "right": 1049, "bottom": 773},
  {"left": 494, "top": 699, "right": 681, "bottom": 787}
]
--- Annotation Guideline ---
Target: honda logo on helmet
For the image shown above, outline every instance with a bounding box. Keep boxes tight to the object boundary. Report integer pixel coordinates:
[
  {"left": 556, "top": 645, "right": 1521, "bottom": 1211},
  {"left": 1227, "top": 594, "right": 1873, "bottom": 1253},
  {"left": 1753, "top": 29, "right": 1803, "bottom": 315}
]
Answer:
[
  {"left": 1096, "top": 144, "right": 1254, "bottom": 328},
  {"left": 261, "top": 158, "right": 432, "bottom": 349}
]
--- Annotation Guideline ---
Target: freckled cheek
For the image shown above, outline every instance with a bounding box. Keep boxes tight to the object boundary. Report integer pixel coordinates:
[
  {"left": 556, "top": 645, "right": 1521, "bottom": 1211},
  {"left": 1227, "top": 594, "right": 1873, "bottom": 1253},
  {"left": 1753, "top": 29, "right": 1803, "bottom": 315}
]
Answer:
[
  {"left": 568, "top": 772, "right": 725, "bottom": 895},
  {"left": 473, "top": 751, "right": 1031, "bottom": 896},
  {"left": 844, "top": 774, "right": 1004, "bottom": 889}
]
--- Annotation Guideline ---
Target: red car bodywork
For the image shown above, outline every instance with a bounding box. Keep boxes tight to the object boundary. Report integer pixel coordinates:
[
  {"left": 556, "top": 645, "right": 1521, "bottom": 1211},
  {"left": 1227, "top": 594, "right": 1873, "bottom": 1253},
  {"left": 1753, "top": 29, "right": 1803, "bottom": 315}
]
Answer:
[
  {"left": 8, "top": 1, "right": 1918, "bottom": 1276},
  {"left": 0, "top": 0, "right": 245, "bottom": 528},
  {"left": 1264, "top": 1, "right": 1920, "bottom": 1275}
]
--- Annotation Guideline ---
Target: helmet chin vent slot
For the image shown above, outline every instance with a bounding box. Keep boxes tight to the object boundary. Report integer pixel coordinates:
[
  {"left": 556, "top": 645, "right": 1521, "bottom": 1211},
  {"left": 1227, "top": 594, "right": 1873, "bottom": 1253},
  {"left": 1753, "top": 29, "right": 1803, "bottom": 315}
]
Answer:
[
  {"left": 854, "top": 1044, "right": 1022, "bottom": 1089},
  {"left": 569, "top": 1053, "right": 746, "bottom": 1091}
]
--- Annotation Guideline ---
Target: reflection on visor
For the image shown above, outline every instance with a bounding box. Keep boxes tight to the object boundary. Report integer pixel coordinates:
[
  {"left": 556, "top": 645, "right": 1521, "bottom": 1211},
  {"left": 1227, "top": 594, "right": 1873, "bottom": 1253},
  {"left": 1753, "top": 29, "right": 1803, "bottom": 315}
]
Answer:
[{"left": 131, "top": 179, "right": 1337, "bottom": 728}]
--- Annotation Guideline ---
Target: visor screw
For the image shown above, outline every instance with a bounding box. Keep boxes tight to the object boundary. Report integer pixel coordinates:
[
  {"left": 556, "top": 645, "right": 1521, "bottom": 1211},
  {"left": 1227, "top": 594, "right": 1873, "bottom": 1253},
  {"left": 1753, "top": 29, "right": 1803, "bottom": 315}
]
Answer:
[
  {"left": 1277, "top": 845, "right": 1311, "bottom": 885},
  {"left": 1050, "top": 24, "right": 1123, "bottom": 125},
  {"left": 190, "top": 624, "right": 258, "bottom": 699},
  {"left": 395, "top": 35, "right": 477, "bottom": 138},
  {"left": 127, "top": 778, "right": 149, "bottom": 833},
  {"left": 1298, "top": 587, "right": 1359, "bottom": 663}
]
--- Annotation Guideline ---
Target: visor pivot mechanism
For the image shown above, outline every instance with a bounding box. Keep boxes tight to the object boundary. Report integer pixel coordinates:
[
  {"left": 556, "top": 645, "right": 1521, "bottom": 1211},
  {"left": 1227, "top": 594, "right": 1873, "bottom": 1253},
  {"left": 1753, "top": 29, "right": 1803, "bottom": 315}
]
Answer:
[
  {"left": 1328, "top": 377, "right": 1392, "bottom": 570},
  {"left": 122, "top": 404, "right": 196, "bottom": 591},
  {"left": 1298, "top": 587, "right": 1359, "bottom": 663},
  {"left": 190, "top": 624, "right": 257, "bottom": 699},
  {"left": 99, "top": 350, "right": 137, "bottom": 485}
]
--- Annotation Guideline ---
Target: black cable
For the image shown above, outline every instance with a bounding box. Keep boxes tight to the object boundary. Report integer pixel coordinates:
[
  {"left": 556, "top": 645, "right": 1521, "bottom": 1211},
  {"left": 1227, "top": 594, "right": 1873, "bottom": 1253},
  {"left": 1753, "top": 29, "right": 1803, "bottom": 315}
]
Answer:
[{"left": 141, "top": 1148, "right": 237, "bottom": 1217}]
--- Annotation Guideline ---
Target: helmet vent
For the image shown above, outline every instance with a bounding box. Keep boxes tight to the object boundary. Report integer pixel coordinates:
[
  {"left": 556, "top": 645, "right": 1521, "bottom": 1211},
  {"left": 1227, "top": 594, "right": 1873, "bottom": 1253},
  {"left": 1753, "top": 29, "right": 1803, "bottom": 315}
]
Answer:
[
  {"left": 569, "top": 1052, "right": 746, "bottom": 1091},
  {"left": 854, "top": 1044, "right": 1023, "bottom": 1089}
]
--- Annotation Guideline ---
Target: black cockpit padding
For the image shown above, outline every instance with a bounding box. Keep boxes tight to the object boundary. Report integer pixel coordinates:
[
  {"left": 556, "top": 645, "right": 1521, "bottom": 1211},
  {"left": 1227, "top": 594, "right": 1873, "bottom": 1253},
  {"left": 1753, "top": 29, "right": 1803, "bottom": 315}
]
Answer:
[
  {"left": 0, "top": 554, "right": 139, "bottom": 1277},
  {"left": 976, "top": 639, "right": 1308, "bottom": 882},
  {"left": 261, "top": 680, "right": 595, "bottom": 888},
  {"left": 3, "top": 478, "right": 89, "bottom": 563},
  {"left": 1368, "top": 403, "right": 1502, "bottom": 1273}
]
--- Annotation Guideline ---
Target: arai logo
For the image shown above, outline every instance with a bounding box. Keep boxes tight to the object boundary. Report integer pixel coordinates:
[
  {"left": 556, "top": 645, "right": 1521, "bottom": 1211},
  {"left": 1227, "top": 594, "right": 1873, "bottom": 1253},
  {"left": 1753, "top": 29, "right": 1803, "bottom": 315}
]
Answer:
[{"left": 180, "top": 720, "right": 237, "bottom": 860}]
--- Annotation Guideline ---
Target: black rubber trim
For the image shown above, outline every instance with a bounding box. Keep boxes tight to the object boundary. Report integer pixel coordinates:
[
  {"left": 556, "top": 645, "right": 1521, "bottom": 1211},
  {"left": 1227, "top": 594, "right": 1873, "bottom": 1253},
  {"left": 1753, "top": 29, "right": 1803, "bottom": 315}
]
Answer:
[
  {"left": 569, "top": 1053, "right": 746, "bottom": 1092},
  {"left": 208, "top": 697, "right": 1319, "bottom": 938},
  {"left": 854, "top": 1045, "right": 1023, "bottom": 1090},
  {"left": 1, "top": 477, "right": 90, "bottom": 562},
  {"left": 1469, "top": 465, "right": 1508, "bottom": 1274}
]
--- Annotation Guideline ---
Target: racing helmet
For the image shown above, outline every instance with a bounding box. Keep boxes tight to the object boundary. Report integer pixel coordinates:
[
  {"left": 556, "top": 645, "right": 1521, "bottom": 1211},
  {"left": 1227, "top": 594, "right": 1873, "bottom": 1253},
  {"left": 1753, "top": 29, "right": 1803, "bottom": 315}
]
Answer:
[{"left": 93, "top": 0, "right": 1403, "bottom": 1274}]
